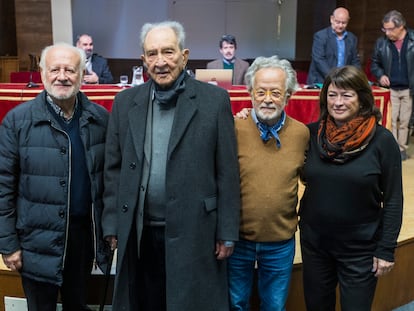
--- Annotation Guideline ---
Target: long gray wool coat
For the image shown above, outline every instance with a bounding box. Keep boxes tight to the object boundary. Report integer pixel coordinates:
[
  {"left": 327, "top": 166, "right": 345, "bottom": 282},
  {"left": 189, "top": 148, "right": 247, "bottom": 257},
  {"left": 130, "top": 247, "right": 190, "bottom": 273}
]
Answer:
[{"left": 102, "top": 74, "right": 241, "bottom": 311}]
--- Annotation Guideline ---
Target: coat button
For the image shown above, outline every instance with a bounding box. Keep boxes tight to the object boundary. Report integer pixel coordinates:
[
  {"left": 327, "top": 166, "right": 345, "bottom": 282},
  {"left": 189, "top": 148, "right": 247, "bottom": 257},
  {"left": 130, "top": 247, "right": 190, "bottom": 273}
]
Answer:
[
  {"left": 140, "top": 185, "right": 145, "bottom": 192},
  {"left": 129, "top": 162, "right": 136, "bottom": 169},
  {"left": 122, "top": 205, "right": 128, "bottom": 212},
  {"left": 59, "top": 210, "right": 65, "bottom": 218},
  {"left": 59, "top": 180, "right": 66, "bottom": 187},
  {"left": 60, "top": 147, "right": 66, "bottom": 154}
]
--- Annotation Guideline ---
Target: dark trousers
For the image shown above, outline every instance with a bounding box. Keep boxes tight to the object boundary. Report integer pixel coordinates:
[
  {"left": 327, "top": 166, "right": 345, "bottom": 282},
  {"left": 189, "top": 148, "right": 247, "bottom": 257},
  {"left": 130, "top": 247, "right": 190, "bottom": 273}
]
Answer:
[
  {"left": 22, "top": 218, "right": 93, "bottom": 311},
  {"left": 136, "top": 225, "right": 166, "bottom": 311},
  {"left": 300, "top": 226, "right": 377, "bottom": 311}
]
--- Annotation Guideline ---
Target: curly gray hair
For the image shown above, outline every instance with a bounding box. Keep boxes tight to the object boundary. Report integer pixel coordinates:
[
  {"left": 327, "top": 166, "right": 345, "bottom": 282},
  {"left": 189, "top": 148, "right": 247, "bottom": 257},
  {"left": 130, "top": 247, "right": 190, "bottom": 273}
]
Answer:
[{"left": 245, "top": 55, "right": 299, "bottom": 96}]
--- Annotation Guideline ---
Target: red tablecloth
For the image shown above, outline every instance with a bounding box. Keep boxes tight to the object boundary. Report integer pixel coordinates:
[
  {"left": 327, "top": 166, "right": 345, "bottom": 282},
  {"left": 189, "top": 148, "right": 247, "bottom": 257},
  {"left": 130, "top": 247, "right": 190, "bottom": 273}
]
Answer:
[
  {"left": 0, "top": 83, "right": 123, "bottom": 121},
  {"left": 0, "top": 83, "right": 390, "bottom": 127},
  {"left": 10, "top": 72, "right": 42, "bottom": 83}
]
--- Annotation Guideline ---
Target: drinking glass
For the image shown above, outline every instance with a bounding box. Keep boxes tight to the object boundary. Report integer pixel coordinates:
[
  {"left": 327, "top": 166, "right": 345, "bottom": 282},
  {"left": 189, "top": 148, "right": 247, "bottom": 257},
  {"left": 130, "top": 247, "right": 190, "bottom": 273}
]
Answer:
[
  {"left": 120, "top": 75, "right": 128, "bottom": 87},
  {"left": 132, "top": 66, "right": 144, "bottom": 85}
]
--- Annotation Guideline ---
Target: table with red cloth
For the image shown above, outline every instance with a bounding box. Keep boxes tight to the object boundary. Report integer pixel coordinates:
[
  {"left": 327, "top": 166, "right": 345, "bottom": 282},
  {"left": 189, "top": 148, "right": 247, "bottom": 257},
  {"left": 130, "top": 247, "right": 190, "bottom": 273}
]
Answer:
[
  {"left": 0, "top": 83, "right": 390, "bottom": 127},
  {"left": 0, "top": 83, "right": 122, "bottom": 121},
  {"left": 10, "top": 72, "right": 42, "bottom": 84}
]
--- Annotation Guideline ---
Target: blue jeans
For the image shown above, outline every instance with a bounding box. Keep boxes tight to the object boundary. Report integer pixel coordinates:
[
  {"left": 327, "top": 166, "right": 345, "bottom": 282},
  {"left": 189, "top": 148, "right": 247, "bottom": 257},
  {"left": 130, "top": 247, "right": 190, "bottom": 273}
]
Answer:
[{"left": 228, "top": 237, "right": 295, "bottom": 311}]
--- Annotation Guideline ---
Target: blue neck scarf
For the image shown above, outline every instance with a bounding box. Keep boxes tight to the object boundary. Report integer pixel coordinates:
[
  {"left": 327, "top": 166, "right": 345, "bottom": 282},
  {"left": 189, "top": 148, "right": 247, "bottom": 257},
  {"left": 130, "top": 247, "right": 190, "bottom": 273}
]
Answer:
[{"left": 251, "top": 109, "right": 286, "bottom": 148}]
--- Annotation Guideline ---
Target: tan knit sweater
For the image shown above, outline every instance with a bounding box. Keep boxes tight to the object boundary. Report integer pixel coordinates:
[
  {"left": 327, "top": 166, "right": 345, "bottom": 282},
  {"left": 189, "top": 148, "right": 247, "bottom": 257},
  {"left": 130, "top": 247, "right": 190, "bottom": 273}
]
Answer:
[{"left": 235, "top": 115, "right": 309, "bottom": 242}]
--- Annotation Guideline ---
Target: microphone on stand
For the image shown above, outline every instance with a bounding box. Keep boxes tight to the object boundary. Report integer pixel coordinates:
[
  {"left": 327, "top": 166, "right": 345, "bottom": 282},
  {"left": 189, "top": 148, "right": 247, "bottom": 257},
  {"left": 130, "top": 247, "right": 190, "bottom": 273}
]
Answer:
[
  {"left": 27, "top": 53, "right": 39, "bottom": 88},
  {"left": 26, "top": 71, "right": 39, "bottom": 88}
]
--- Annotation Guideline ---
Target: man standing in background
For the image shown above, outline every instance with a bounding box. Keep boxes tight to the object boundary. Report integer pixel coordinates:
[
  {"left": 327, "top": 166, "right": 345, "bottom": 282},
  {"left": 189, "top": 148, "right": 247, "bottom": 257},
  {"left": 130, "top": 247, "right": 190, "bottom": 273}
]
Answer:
[
  {"left": 306, "top": 7, "right": 361, "bottom": 85},
  {"left": 371, "top": 10, "right": 414, "bottom": 161}
]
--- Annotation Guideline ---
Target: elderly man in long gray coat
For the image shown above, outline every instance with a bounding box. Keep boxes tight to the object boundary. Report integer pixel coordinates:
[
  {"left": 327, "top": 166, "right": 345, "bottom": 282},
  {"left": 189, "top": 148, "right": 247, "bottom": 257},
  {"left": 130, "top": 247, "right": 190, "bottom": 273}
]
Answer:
[{"left": 102, "top": 21, "right": 241, "bottom": 311}]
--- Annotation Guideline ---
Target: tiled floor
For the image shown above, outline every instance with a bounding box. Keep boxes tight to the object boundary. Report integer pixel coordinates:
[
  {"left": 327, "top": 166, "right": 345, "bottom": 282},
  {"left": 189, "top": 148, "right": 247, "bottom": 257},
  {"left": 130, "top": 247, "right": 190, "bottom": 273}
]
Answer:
[
  {"left": 399, "top": 135, "right": 414, "bottom": 242},
  {"left": 394, "top": 301, "right": 414, "bottom": 311}
]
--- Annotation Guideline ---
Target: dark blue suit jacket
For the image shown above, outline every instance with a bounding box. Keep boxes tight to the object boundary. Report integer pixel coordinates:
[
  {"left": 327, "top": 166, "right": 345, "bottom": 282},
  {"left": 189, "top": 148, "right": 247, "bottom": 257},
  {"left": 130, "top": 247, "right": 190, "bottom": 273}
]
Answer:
[
  {"left": 91, "top": 54, "right": 114, "bottom": 84},
  {"left": 306, "top": 27, "right": 361, "bottom": 84}
]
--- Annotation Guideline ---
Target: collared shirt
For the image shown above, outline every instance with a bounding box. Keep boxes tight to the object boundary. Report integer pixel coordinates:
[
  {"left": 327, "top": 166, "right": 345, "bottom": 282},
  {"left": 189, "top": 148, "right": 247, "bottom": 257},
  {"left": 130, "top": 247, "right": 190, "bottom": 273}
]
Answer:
[
  {"left": 85, "top": 57, "right": 92, "bottom": 75},
  {"left": 334, "top": 30, "right": 348, "bottom": 67},
  {"left": 46, "top": 93, "right": 78, "bottom": 123},
  {"left": 223, "top": 58, "right": 235, "bottom": 65}
]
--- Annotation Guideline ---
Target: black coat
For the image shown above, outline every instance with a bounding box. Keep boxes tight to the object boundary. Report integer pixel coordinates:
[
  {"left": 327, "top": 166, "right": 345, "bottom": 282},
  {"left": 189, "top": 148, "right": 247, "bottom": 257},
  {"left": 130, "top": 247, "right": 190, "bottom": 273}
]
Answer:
[
  {"left": 91, "top": 53, "right": 114, "bottom": 84},
  {"left": 102, "top": 75, "right": 241, "bottom": 311},
  {"left": 307, "top": 26, "right": 361, "bottom": 84},
  {"left": 0, "top": 91, "right": 110, "bottom": 285},
  {"left": 371, "top": 28, "right": 414, "bottom": 95}
]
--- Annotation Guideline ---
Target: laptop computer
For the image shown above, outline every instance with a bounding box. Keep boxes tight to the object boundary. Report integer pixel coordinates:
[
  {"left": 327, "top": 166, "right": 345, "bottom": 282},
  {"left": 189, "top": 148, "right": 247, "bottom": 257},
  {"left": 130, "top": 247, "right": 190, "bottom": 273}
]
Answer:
[{"left": 195, "top": 69, "right": 233, "bottom": 88}]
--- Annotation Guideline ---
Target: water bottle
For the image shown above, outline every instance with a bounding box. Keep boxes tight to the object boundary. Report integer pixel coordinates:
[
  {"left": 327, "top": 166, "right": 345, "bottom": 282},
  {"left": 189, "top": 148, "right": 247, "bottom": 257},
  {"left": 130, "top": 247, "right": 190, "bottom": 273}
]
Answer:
[{"left": 131, "top": 66, "right": 144, "bottom": 86}]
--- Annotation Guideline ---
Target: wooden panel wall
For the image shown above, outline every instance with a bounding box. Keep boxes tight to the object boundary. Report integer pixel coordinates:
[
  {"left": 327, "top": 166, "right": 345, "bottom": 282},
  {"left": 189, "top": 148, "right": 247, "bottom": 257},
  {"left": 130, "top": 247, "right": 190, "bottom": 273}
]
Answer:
[
  {"left": 295, "top": 0, "right": 336, "bottom": 62},
  {"left": 0, "top": 57, "right": 19, "bottom": 82},
  {"left": 337, "top": 0, "right": 414, "bottom": 68},
  {"left": 7, "top": 1, "right": 414, "bottom": 75},
  {"left": 0, "top": 270, "right": 114, "bottom": 311},
  {"left": 295, "top": 0, "right": 414, "bottom": 72},
  {"left": 0, "top": 0, "right": 17, "bottom": 56},
  {"left": 14, "top": 0, "right": 53, "bottom": 71}
]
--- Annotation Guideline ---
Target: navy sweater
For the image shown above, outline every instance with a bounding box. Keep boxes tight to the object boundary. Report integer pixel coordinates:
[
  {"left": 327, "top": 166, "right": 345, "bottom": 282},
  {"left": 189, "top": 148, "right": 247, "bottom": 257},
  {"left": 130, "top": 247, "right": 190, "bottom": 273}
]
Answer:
[{"left": 52, "top": 106, "right": 92, "bottom": 218}]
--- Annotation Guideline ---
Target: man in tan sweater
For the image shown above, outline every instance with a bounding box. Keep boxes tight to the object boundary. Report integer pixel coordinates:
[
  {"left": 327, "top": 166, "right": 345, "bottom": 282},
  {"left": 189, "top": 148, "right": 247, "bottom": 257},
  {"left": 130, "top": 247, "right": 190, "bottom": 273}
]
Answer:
[{"left": 230, "top": 56, "right": 309, "bottom": 311}]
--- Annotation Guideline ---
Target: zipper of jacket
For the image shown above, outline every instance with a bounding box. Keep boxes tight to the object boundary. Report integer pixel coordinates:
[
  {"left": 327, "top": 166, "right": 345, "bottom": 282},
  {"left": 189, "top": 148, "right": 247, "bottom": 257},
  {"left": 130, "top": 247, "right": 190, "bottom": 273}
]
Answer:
[
  {"left": 91, "top": 202, "right": 98, "bottom": 270},
  {"left": 398, "top": 48, "right": 402, "bottom": 73},
  {"left": 50, "top": 123, "right": 72, "bottom": 270},
  {"left": 63, "top": 130, "right": 72, "bottom": 270},
  {"left": 81, "top": 126, "right": 98, "bottom": 270}
]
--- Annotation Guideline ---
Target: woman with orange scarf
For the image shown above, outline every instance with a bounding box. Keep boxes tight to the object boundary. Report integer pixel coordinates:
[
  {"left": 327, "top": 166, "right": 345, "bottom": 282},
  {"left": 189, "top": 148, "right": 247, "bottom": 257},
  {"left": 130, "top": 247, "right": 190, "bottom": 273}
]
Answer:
[{"left": 299, "top": 65, "right": 403, "bottom": 311}]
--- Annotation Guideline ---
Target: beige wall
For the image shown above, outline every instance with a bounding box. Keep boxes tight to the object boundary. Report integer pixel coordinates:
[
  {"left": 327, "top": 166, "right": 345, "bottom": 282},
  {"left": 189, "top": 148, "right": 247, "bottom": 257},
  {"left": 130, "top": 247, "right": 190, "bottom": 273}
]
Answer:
[{"left": 51, "top": 0, "right": 73, "bottom": 44}]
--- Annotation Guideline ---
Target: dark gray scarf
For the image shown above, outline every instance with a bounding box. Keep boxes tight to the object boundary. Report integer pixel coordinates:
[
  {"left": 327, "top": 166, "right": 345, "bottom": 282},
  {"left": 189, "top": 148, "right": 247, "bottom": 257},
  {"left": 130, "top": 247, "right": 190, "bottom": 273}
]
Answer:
[{"left": 153, "top": 71, "right": 186, "bottom": 105}]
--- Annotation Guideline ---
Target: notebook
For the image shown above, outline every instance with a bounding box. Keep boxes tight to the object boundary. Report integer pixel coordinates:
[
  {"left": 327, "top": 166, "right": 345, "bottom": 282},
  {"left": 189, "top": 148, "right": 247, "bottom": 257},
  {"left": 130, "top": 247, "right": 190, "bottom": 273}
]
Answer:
[{"left": 195, "top": 69, "right": 233, "bottom": 88}]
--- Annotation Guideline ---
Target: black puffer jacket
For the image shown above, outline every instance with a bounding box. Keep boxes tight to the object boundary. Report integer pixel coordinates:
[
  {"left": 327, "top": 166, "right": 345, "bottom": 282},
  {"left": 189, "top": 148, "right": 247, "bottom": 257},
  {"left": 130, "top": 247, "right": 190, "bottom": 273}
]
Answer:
[{"left": 0, "top": 91, "right": 110, "bottom": 285}]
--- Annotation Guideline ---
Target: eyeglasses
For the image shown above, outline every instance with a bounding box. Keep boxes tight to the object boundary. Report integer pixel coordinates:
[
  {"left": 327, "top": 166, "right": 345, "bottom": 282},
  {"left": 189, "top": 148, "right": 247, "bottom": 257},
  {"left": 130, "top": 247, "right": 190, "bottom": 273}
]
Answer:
[
  {"left": 381, "top": 26, "right": 397, "bottom": 33},
  {"left": 253, "top": 89, "right": 285, "bottom": 102}
]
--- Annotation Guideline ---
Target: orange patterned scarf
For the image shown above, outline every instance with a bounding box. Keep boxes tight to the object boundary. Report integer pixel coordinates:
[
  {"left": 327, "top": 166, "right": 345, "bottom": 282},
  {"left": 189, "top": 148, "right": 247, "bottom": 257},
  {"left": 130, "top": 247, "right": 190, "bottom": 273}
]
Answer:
[{"left": 317, "top": 115, "right": 377, "bottom": 163}]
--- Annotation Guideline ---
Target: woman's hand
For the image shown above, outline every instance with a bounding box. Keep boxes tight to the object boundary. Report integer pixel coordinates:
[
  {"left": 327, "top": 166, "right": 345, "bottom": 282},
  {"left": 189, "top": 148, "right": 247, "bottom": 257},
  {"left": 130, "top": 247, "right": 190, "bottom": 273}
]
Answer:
[{"left": 235, "top": 108, "right": 252, "bottom": 119}]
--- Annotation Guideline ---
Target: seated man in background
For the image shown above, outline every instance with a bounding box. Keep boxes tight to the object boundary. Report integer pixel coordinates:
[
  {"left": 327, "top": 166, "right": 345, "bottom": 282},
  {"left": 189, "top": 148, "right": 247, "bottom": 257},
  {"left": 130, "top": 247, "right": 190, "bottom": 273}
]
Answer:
[
  {"left": 76, "top": 33, "right": 114, "bottom": 84},
  {"left": 306, "top": 7, "right": 360, "bottom": 85},
  {"left": 207, "top": 34, "right": 249, "bottom": 85}
]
